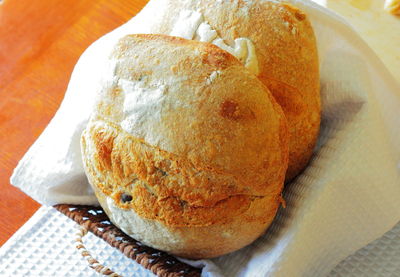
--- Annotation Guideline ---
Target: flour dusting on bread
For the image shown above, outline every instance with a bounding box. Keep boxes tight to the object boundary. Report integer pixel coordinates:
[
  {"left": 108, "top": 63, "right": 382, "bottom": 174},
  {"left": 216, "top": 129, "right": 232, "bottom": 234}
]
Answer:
[
  {"left": 119, "top": 79, "right": 167, "bottom": 139},
  {"left": 171, "top": 10, "right": 260, "bottom": 75},
  {"left": 81, "top": 34, "right": 289, "bottom": 258}
]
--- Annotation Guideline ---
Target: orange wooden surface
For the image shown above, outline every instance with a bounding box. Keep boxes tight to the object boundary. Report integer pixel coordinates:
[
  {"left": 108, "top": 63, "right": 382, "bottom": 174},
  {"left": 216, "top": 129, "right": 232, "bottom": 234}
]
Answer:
[{"left": 0, "top": 0, "right": 148, "bottom": 246}]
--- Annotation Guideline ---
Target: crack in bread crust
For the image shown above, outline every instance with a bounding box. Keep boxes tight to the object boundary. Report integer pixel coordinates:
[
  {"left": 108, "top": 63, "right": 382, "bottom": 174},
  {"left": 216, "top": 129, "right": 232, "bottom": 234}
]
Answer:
[{"left": 82, "top": 120, "right": 278, "bottom": 226}]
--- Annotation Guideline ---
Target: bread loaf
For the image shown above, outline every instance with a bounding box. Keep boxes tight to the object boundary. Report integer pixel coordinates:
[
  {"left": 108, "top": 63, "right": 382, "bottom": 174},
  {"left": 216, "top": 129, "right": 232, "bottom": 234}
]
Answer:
[
  {"left": 135, "top": 0, "right": 320, "bottom": 180},
  {"left": 81, "top": 34, "right": 289, "bottom": 258}
]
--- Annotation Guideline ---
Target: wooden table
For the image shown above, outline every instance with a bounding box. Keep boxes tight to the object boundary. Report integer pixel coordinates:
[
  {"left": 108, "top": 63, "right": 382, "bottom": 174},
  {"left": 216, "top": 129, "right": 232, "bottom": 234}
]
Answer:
[{"left": 0, "top": 0, "right": 148, "bottom": 246}]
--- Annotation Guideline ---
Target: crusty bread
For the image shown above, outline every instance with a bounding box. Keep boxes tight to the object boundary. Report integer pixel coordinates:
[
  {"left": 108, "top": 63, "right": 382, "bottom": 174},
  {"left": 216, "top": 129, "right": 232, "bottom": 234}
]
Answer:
[
  {"left": 135, "top": 0, "right": 320, "bottom": 180},
  {"left": 81, "top": 34, "right": 289, "bottom": 258}
]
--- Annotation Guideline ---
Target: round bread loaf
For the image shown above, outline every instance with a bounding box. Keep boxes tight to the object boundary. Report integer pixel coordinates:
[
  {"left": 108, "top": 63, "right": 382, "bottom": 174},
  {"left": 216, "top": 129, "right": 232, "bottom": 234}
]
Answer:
[
  {"left": 135, "top": 0, "right": 320, "bottom": 180},
  {"left": 81, "top": 34, "right": 289, "bottom": 258}
]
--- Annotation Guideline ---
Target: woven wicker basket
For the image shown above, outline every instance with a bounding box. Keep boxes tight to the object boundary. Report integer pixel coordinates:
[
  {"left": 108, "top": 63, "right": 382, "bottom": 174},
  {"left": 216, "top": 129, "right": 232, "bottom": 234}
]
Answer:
[{"left": 54, "top": 204, "right": 201, "bottom": 277}]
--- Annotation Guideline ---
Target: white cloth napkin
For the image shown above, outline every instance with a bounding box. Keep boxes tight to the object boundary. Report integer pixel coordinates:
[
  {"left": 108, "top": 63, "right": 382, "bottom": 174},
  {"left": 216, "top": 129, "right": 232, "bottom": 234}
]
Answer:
[{"left": 10, "top": 0, "right": 400, "bottom": 276}]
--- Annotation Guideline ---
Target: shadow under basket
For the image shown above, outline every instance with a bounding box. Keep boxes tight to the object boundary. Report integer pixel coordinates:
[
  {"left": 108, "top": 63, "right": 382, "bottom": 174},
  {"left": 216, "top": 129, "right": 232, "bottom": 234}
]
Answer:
[{"left": 54, "top": 204, "right": 202, "bottom": 277}]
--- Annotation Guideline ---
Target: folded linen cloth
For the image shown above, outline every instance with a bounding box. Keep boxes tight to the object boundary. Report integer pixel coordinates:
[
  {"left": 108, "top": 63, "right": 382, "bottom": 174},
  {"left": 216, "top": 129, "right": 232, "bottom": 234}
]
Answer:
[{"left": 11, "top": 0, "right": 400, "bottom": 276}]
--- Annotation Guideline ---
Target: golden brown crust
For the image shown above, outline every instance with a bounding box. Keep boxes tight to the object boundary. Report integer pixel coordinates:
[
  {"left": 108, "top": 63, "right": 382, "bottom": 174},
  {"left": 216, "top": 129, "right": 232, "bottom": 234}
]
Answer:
[
  {"left": 81, "top": 34, "right": 288, "bottom": 257},
  {"left": 200, "top": 0, "right": 320, "bottom": 180},
  {"left": 140, "top": 0, "right": 320, "bottom": 180},
  {"left": 82, "top": 120, "right": 274, "bottom": 227},
  {"left": 94, "top": 187, "right": 280, "bottom": 259}
]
